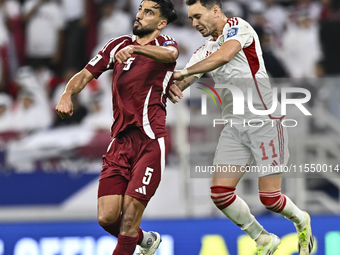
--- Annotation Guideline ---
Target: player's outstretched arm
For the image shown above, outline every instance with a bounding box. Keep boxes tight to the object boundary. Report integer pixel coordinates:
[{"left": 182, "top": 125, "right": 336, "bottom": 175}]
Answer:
[
  {"left": 174, "top": 40, "right": 241, "bottom": 80},
  {"left": 115, "top": 45, "right": 178, "bottom": 64},
  {"left": 55, "top": 68, "right": 94, "bottom": 119},
  {"left": 168, "top": 75, "right": 198, "bottom": 104}
]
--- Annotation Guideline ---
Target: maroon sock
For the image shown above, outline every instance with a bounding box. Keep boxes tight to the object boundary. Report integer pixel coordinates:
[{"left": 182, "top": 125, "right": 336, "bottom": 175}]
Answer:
[
  {"left": 101, "top": 215, "right": 122, "bottom": 238},
  {"left": 137, "top": 227, "right": 143, "bottom": 245},
  {"left": 102, "top": 215, "right": 144, "bottom": 245},
  {"left": 112, "top": 234, "right": 139, "bottom": 255}
]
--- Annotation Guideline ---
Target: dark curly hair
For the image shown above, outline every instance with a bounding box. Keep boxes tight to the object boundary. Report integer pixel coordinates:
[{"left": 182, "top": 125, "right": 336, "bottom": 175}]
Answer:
[{"left": 144, "top": 0, "right": 178, "bottom": 24}]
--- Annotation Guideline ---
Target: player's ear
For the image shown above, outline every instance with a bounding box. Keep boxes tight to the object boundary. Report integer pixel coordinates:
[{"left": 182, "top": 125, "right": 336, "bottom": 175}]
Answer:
[
  {"left": 158, "top": 19, "right": 167, "bottom": 30},
  {"left": 213, "top": 5, "right": 221, "bottom": 17}
]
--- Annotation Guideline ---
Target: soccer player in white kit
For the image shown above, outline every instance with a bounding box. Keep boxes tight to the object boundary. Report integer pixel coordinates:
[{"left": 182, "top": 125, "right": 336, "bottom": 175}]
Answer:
[{"left": 169, "top": 0, "right": 314, "bottom": 254}]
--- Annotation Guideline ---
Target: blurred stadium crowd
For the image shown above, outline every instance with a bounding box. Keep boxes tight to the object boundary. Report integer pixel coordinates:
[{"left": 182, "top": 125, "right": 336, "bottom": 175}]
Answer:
[{"left": 0, "top": 0, "right": 339, "bottom": 172}]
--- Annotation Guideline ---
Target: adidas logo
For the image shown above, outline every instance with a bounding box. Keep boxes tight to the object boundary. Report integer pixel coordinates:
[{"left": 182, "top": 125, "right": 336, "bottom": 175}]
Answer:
[
  {"left": 271, "top": 160, "right": 278, "bottom": 166},
  {"left": 135, "top": 186, "right": 146, "bottom": 195}
]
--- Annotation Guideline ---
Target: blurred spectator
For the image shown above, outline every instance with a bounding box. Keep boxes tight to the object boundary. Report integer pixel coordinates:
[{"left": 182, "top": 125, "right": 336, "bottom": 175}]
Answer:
[
  {"left": 0, "top": 41, "right": 6, "bottom": 93},
  {"left": 262, "top": 0, "right": 288, "bottom": 47},
  {"left": 319, "top": 0, "right": 340, "bottom": 76},
  {"left": 288, "top": 0, "right": 322, "bottom": 24},
  {"left": 247, "top": 0, "right": 281, "bottom": 50},
  {"left": 125, "top": 0, "right": 140, "bottom": 17},
  {"left": 11, "top": 66, "right": 53, "bottom": 132},
  {"left": 97, "top": 0, "right": 131, "bottom": 45},
  {"left": 313, "top": 60, "right": 328, "bottom": 110},
  {"left": 0, "top": 93, "right": 13, "bottom": 132},
  {"left": 86, "top": 69, "right": 113, "bottom": 126},
  {"left": 0, "top": 0, "right": 22, "bottom": 93},
  {"left": 60, "top": 0, "right": 92, "bottom": 72},
  {"left": 263, "top": 0, "right": 287, "bottom": 30},
  {"left": 223, "top": 0, "right": 245, "bottom": 18},
  {"left": 23, "top": 0, "right": 65, "bottom": 74},
  {"left": 319, "top": 0, "right": 340, "bottom": 118},
  {"left": 81, "top": 92, "right": 112, "bottom": 131},
  {"left": 255, "top": 26, "right": 288, "bottom": 78},
  {"left": 281, "top": 11, "right": 321, "bottom": 78},
  {"left": 34, "top": 66, "right": 58, "bottom": 98},
  {"left": 248, "top": 1, "right": 268, "bottom": 28}
]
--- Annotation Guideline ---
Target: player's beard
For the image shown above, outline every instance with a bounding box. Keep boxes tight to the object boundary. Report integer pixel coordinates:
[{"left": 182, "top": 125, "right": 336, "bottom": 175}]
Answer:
[{"left": 133, "top": 23, "right": 154, "bottom": 37}]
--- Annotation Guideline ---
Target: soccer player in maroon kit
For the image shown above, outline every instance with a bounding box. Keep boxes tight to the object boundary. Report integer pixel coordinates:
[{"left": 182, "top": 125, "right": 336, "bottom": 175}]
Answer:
[{"left": 55, "top": 1, "right": 178, "bottom": 254}]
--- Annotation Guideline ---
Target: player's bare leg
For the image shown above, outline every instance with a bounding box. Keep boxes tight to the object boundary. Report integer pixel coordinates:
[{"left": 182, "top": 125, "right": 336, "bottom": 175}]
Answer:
[
  {"left": 102, "top": 195, "right": 143, "bottom": 255},
  {"left": 211, "top": 165, "right": 278, "bottom": 254},
  {"left": 98, "top": 195, "right": 123, "bottom": 230},
  {"left": 98, "top": 195, "right": 155, "bottom": 253},
  {"left": 119, "top": 195, "right": 145, "bottom": 236},
  {"left": 259, "top": 174, "right": 314, "bottom": 254}
]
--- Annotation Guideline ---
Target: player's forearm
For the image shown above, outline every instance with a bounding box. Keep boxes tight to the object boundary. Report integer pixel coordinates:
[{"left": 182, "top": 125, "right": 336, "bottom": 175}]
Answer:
[
  {"left": 185, "top": 52, "right": 228, "bottom": 76},
  {"left": 62, "top": 69, "right": 93, "bottom": 97},
  {"left": 183, "top": 40, "right": 241, "bottom": 77},
  {"left": 176, "top": 75, "right": 199, "bottom": 91},
  {"left": 133, "top": 45, "right": 178, "bottom": 63}
]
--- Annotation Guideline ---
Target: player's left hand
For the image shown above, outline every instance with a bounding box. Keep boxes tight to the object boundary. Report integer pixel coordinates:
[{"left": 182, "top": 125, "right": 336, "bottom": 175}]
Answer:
[
  {"left": 173, "top": 70, "right": 184, "bottom": 81},
  {"left": 168, "top": 83, "right": 183, "bottom": 104},
  {"left": 115, "top": 45, "right": 134, "bottom": 64}
]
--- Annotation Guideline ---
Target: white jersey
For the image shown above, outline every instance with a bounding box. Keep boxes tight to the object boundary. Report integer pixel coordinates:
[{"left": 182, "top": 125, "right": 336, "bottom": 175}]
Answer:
[{"left": 187, "top": 17, "right": 283, "bottom": 121}]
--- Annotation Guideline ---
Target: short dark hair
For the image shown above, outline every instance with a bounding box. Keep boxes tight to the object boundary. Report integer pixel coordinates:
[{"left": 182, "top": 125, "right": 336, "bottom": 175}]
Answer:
[
  {"left": 144, "top": 0, "right": 178, "bottom": 24},
  {"left": 185, "top": 0, "right": 222, "bottom": 10}
]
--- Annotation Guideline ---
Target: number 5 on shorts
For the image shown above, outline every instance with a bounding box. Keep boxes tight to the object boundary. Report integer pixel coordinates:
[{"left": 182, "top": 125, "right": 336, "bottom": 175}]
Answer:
[{"left": 142, "top": 167, "right": 154, "bottom": 185}]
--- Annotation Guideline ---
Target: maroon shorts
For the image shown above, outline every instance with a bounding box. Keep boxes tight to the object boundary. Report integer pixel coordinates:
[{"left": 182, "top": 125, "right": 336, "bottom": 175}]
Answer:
[{"left": 98, "top": 128, "right": 169, "bottom": 207}]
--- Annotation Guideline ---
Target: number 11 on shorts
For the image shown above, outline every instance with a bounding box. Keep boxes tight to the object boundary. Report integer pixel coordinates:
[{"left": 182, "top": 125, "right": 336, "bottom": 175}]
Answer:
[
  {"left": 260, "top": 140, "right": 278, "bottom": 160},
  {"left": 142, "top": 167, "right": 154, "bottom": 185}
]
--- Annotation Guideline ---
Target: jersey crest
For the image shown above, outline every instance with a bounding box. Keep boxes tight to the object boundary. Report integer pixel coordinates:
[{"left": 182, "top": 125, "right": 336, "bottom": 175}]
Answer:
[
  {"left": 163, "top": 40, "right": 175, "bottom": 46},
  {"left": 226, "top": 28, "right": 239, "bottom": 39}
]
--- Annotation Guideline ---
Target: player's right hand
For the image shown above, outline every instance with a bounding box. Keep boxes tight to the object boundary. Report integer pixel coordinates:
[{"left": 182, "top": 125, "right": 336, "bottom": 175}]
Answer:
[
  {"left": 173, "top": 70, "right": 184, "bottom": 81},
  {"left": 115, "top": 45, "right": 134, "bottom": 64},
  {"left": 168, "top": 83, "right": 183, "bottom": 104},
  {"left": 55, "top": 94, "right": 74, "bottom": 119}
]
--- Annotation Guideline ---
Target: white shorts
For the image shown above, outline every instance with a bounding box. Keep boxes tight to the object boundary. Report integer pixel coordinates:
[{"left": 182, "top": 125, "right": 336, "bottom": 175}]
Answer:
[{"left": 213, "top": 120, "right": 289, "bottom": 177}]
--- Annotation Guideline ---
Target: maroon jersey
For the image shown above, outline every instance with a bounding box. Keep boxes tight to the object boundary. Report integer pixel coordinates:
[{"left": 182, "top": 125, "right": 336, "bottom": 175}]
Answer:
[{"left": 86, "top": 34, "right": 178, "bottom": 139}]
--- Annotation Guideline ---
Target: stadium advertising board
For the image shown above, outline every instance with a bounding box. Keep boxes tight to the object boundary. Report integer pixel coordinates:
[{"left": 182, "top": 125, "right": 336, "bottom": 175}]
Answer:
[{"left": 0, "top": 216, "right": 339, "bottom": 255}]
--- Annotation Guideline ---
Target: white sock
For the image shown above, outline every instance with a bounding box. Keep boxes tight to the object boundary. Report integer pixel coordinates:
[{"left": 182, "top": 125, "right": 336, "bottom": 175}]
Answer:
[
  {"left": 280, "top": 196, "right": 305, "bottom": 227},
  {"left": 255, "top": 233, "right": 272, "bottom": 247},
  {"left": 140, "top": 231, "right": 155, "bottom": 248},
  {"left": 221, "top": 196, "right": 266, "bottom": 240}
]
